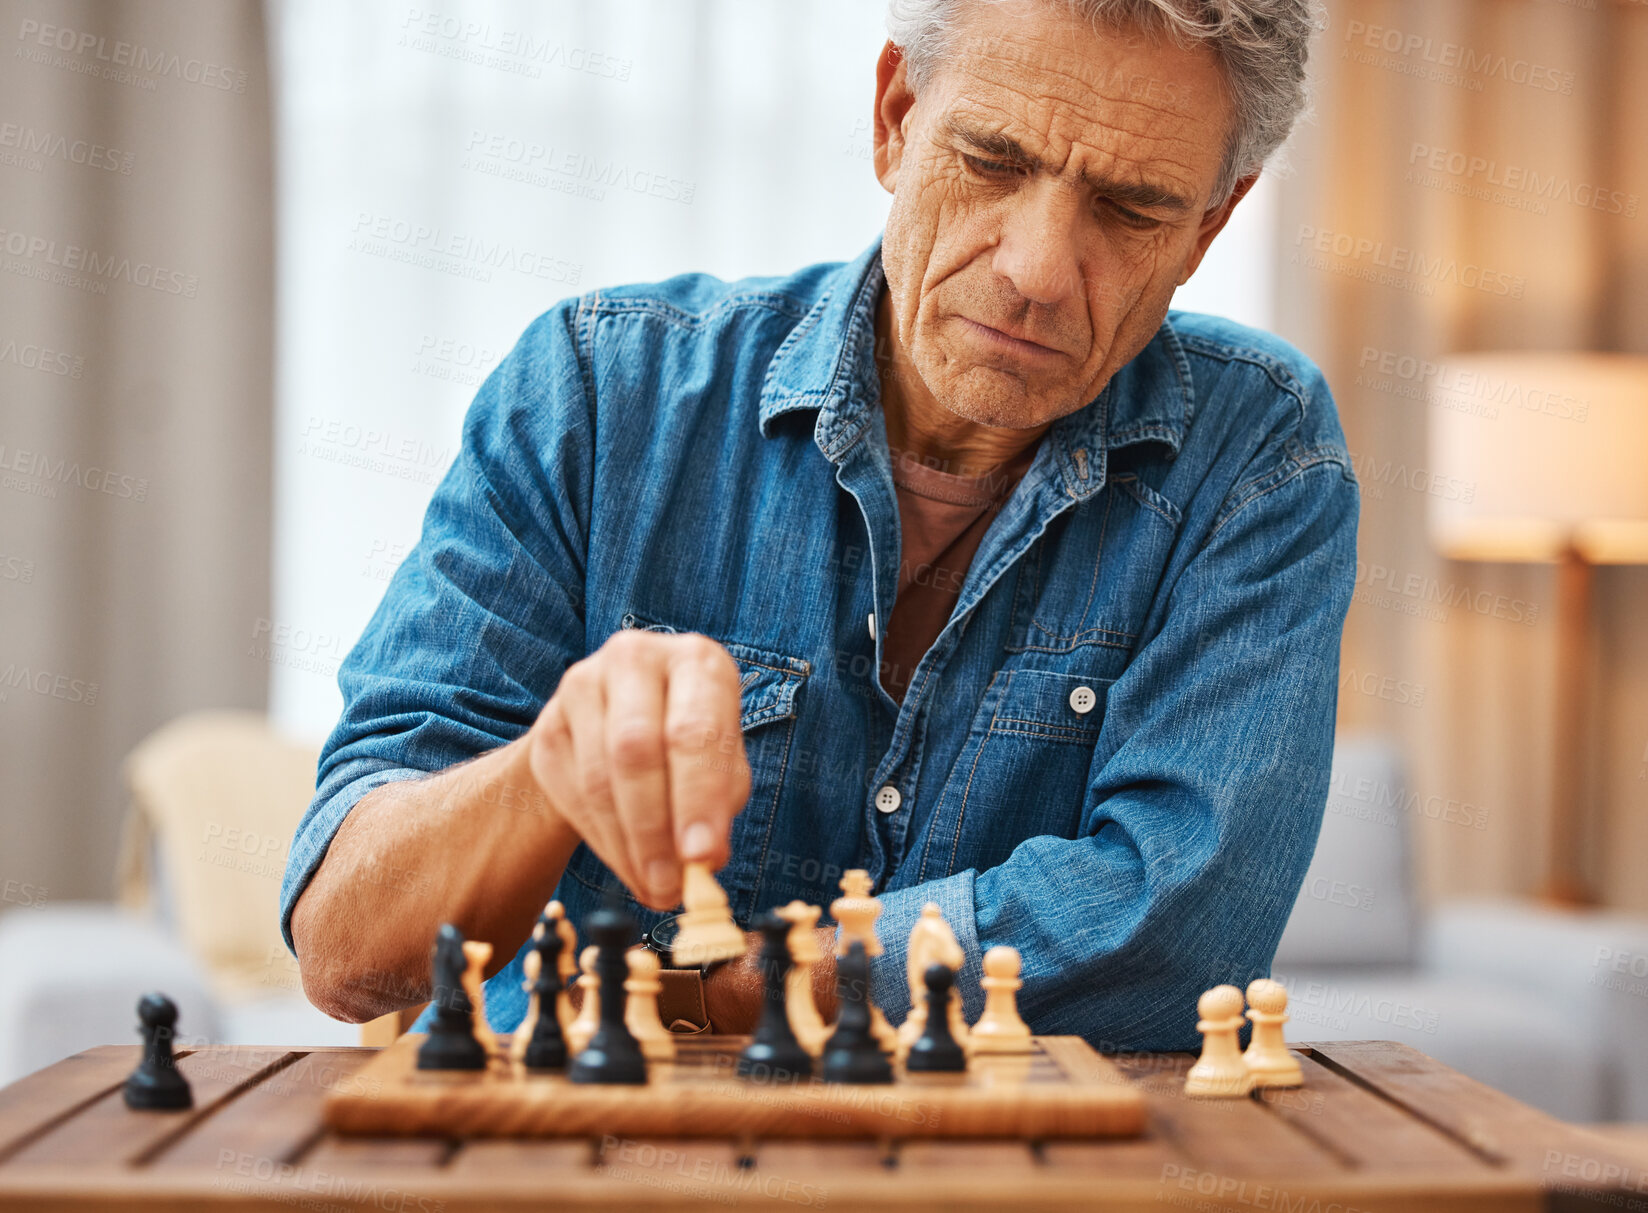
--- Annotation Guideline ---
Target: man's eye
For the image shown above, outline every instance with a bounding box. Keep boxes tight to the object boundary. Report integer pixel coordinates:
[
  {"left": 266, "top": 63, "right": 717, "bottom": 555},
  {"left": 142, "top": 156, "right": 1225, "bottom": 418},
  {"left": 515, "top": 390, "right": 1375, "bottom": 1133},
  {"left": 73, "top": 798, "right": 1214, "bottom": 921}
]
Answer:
[
  {"left": 963, "top": 154, "right": 1022, "bottom": 178},
  {"left": 1104, "top": 200, "right": 1162, "bottom": 230}
]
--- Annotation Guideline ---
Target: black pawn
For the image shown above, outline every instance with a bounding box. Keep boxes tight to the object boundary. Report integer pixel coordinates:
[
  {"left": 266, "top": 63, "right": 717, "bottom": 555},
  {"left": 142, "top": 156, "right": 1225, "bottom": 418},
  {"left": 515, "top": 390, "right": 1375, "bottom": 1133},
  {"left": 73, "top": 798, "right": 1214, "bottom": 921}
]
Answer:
[
  {"left": 523, "top": 924, "right": 568, "bottom": 1070},
  {"left": 905, "top": 963, "right": 967, "bottom": 1073},
  {"left": 124, "top": 992, "right": 192, "bottom": 1109},
  {"left": 569, "top": 891, "right": 647, "bottom": 1085},
  {"left": 737, "top": 912, "right": 813, "bottom": 1083},
  {"left": 417, "top": 923, "right": 489, "bottom": 1071},
  {"left": 821, "top": 940, "right": 892, "bottom": 1084}
]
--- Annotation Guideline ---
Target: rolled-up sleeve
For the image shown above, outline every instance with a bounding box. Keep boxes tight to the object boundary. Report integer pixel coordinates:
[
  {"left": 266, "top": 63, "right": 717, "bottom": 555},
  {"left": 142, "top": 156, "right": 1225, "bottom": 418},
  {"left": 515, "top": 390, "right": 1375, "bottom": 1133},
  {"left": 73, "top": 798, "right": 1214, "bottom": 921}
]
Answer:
[
  {"left": 279, "top": 299, "right": 596, "bottom": 951},
  {"left": 872, "top": 436, "right": 1359, "bottom": 1050}
]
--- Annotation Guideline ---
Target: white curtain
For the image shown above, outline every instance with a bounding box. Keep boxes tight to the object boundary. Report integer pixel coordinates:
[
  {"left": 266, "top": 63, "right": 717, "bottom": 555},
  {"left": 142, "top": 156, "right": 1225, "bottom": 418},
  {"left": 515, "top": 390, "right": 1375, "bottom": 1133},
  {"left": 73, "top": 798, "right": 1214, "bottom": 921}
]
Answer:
[{"left": 268, "top": 0, "right": 1274, "bottom": 741}]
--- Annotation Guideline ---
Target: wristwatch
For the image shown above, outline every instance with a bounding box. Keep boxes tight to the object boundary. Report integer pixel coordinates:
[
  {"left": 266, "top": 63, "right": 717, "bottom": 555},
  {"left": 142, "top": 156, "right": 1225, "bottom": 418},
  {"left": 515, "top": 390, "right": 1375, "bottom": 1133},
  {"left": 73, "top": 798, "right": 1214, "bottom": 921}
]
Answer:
[{"left": 639, "top": 912, "right": 725, "bottom": 1034}]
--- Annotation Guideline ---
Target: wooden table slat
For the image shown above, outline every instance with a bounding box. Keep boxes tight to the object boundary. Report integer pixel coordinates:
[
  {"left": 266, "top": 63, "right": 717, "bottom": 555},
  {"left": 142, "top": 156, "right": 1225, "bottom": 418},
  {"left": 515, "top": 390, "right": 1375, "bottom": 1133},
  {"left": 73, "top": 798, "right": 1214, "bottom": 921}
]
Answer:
[
  {"left": 149, "top": 1049, "right": 378, "bottom": 1171},
  {"left": 1111, "top": 1051, "right": 1343, "bottom": 1177},
  {"left": 1308, "top": 1039, "right": 1647, "bottom": 1190},
  {"left": 0, "top": 1046, "right": 147, "bottom": 1162},
  {"left": 299, "top": 1135, "right": 453, "bottom": 1171},
  {"left": 4, "top": 1048, "right": 296, "bottom": 1168}
]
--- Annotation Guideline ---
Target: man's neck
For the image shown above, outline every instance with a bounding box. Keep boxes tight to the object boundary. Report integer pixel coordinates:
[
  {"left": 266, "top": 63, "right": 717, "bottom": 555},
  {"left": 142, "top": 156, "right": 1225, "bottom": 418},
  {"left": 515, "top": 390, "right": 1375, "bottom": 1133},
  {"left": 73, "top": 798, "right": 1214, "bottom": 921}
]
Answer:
[{"left": 874, "top": 290, "right": 1049, "bottom": 479}]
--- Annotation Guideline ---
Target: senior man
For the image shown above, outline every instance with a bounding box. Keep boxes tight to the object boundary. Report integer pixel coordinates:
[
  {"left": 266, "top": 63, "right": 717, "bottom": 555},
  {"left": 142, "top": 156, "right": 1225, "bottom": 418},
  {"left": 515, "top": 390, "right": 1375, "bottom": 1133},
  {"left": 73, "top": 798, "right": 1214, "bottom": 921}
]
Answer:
[{"left": 284, "top": 0, "right": 1356, "bottom": 1049}]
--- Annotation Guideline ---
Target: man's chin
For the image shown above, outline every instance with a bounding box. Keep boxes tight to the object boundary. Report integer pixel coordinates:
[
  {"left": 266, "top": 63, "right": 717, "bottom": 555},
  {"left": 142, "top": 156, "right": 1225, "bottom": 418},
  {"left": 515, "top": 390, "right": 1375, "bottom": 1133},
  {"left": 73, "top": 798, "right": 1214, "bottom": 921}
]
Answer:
[{"left": 933, "top": 368, "right": 1083, "bottom": 431}]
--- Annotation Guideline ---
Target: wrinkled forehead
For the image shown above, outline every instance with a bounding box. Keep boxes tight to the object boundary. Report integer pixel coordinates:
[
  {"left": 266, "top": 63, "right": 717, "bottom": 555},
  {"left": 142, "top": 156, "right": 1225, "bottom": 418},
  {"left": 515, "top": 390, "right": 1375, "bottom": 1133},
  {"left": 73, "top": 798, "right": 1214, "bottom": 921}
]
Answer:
[{"left": 930, "top": 17, "right": 1232, "bottom": 200}]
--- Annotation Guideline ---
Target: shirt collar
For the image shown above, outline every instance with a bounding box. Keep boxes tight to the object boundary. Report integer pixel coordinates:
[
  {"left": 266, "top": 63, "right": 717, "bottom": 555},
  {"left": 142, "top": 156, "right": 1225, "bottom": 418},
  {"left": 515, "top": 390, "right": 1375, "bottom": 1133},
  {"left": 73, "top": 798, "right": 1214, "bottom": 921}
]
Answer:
[{"left": 758, "top": 235, "right": 1194, "bottom": 487}]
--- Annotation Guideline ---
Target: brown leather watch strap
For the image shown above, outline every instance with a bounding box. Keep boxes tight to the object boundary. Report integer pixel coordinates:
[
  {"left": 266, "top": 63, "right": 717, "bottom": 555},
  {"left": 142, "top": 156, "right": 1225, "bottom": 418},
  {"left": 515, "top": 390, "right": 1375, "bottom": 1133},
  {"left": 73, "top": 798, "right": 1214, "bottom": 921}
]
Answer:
[{"left": 656, "top": 967, "right": 711, "bottom": 1034}]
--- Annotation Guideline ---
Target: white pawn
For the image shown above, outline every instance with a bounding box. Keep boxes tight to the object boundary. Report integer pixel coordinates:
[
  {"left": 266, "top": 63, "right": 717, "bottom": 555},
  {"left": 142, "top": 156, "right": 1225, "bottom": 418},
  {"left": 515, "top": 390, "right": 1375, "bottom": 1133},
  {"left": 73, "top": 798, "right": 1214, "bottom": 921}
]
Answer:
[
  {"left": 566, "top": 945, "right": 601, "bottom": 1055},
  {"left": 624, "top": 948, "right": 675, "bottom": 1061},
  {"left": 1184, "top": 984, "right": 1254, "bottom": 1098},
  {"left": 544, "top": 901, "right": 579, "bottom": 1032},
  {"left": 1243, "top": 978, "right": 1302, "bottom": 1088},
  {"left": 460, "top": 940, "right": 497, "bottom": 1055},
  {"left": 970, "top": 946, "right": 1033, "bottom": 1054},
  {"left": 510, "top": 942, "right": 543, "bottom": 1063},
  {"left": 777, "top": 901, "right": 830, "bottom": 1056}
]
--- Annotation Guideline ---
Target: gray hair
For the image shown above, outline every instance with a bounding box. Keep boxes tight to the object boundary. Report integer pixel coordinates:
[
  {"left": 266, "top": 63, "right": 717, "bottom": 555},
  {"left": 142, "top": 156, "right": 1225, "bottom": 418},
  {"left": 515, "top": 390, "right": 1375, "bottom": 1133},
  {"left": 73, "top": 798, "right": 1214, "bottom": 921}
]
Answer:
[{"left": 885, "top": 0, "right": 1321, "bottom": 204}]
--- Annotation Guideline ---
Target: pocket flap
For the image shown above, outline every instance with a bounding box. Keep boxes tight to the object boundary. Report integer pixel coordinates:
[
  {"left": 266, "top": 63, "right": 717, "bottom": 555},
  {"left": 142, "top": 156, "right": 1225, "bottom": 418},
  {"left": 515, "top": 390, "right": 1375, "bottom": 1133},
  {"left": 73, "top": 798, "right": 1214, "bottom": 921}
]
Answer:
[
  {"left": 991, "top": 668, "right": 1111, "bottom": 739},
  {"left": 618, "top": 612, "right": 809, "bottom": 732}
]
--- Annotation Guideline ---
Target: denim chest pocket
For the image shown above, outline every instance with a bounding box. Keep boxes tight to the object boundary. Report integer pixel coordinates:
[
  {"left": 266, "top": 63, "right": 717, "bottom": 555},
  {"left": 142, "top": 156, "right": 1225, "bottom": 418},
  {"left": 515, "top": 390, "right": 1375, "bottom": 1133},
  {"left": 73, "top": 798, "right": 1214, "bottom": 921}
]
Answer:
[
  {"left": 916, "top": 668, "right": 1112, "bottom": 882},
  {"left": 567, "top": 617, "right": 809, "bottom": 923}
]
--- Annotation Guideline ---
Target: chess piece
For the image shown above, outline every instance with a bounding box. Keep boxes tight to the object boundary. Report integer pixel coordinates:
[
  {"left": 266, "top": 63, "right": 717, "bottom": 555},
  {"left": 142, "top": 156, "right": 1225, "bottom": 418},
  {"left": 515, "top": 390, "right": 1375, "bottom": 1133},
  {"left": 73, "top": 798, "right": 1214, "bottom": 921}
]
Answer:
[
  {"left": 776, "top": 900, "right": 829, "bottom": 1056},
  {"left": 461, "top": 939, "right": 497, "bottom": 1054},
  {"left": 566, "top": 946, "right": 601, "bottom": 1055},
  {"left": 831, "top": 870, "right": 896, "bottom": 1053},
  {"left": 905, "top": 964, "right": 967, "bottom": 1073},
  {"left": 418, "top": 924, "right": 489, "bottom": 1071},
  {"left": 123, "top": 992, "right": 192, "bottom": 1109},
  {"left": 898, "top": 903, "right": 967, "bottom": 1054},
  {"left": 1184, "top": 984, "right": 1254, "bottom": 1098},
  {"left": 512, "top": 945, "right": 544, "bottom": 1062},
  {"left": 672, "top": 862, "right": 746, "bottom": 966},
  {"left": 522, "top": 926, "right": 568, "bottom": 1069},
  {"left": 569, "top": 892, "right": 648, "bottom": 1084},
  {"left": 971, "top": 945, "right": 1033, "bottom": 1054},
  {"left": 821, "top": 941, "right": 893, "bottom": 1084},
  {"left": 547, "top": 901, "right": 579, "bottom": 1032},
  {"left": 1243, "top": 978, "right": 1302, "bottom": 1088},
  {"left": 624, "top": 948, "right": 675, "bottom": 1061},
  {"left": 738, "top": 912, "right": 814, "bottom": 1082}
]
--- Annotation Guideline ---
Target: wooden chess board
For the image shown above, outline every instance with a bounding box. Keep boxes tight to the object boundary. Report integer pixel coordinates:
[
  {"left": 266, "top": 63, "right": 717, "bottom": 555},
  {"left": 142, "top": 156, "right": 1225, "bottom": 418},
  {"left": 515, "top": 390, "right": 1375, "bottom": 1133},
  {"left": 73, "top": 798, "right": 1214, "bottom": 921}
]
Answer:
[{"left": 322, "top": 1033, "right": 1146, "bottom": 1140}]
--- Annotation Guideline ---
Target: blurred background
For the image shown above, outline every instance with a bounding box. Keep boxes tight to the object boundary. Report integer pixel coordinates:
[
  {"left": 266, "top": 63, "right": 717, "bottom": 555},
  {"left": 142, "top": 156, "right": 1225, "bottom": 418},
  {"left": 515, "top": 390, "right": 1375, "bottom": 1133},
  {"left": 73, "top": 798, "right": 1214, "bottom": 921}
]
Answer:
[{"left": 2, "top": 0, "right": 1645, "bottom": 1125}]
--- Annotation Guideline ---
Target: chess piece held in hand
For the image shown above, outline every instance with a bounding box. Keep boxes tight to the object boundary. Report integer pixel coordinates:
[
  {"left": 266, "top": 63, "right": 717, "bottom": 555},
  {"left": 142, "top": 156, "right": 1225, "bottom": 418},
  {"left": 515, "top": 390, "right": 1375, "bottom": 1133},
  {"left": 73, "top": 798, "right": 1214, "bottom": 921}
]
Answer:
[
  {"left": 1242, "top": 978, "right": 1302, "bottom": 1088},
  {"left": 970, "top": 945, "right": 1033, "bottom": 1054},
  {"left": 672, "top": 862, "right": 746, "bottom": 967},
  {"left": 417, "top": 924, "right": 489, "bottom": 1071},
  {"left": 124, "top": 992, "right": 193, "bottom": 1109},
  {"left": 1183, "top": 984, "right": 1254, "bottom": 1098},
  {"left": 821, "top": 940, "right": 894, "bottom": 1084}
]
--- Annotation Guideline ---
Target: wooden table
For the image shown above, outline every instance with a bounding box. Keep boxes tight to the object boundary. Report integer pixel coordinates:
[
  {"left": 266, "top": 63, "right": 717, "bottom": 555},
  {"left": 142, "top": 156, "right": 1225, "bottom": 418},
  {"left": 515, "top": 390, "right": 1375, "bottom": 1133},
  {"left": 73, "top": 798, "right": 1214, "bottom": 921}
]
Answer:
[{"left": 1, "top": 1040, "right": 1644, "bottom": 1211}]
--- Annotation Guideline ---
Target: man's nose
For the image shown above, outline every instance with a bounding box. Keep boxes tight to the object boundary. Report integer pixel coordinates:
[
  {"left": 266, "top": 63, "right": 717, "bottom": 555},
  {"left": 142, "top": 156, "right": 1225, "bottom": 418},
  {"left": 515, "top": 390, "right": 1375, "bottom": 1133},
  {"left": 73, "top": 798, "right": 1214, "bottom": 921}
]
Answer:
[{"left": 991, "top": 179, "right": 1083, "bottom": 307}]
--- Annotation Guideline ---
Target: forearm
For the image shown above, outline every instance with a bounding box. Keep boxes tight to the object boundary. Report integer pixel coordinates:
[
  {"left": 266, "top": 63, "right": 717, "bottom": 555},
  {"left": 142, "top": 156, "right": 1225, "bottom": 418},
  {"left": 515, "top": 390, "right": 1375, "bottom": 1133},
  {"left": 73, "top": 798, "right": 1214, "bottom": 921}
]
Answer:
[{"left": 290, "top": 736, "right": 580, "bottom": 1022}]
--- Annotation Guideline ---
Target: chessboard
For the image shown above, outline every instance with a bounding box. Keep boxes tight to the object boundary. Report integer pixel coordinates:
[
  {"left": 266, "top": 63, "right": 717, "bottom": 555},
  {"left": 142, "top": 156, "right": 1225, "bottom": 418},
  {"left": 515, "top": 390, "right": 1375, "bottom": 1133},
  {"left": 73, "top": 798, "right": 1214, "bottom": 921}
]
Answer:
[{"left": 322, "top": 1031, "right": 1146, "bottom": 1140}]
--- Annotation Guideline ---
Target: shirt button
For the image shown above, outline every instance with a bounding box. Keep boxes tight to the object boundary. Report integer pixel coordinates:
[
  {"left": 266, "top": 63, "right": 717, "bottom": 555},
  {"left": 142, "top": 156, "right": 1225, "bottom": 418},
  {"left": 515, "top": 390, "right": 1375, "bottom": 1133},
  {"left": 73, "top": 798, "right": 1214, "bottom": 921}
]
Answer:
[
  {"left": 1069, "top": 685, "right": 1097, "bottom": 715},
  {"left": 874, "top": 785, "right": 902, "bottom": 814}
]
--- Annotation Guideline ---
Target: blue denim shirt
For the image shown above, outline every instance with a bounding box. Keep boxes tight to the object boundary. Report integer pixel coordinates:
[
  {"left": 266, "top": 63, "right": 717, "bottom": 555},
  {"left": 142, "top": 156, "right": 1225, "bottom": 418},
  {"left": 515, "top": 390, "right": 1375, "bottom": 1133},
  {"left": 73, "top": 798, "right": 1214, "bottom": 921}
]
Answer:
[{"left": 281, "top": 236, "right": 1358, "bottom": 1050}]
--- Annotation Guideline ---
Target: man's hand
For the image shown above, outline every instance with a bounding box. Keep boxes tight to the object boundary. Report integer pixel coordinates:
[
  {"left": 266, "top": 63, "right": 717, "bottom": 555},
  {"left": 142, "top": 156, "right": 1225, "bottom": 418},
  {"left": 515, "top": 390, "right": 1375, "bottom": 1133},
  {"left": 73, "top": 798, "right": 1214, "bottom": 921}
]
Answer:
[{"left": 525, "top": 630, "right": 751, "bottom": 909}]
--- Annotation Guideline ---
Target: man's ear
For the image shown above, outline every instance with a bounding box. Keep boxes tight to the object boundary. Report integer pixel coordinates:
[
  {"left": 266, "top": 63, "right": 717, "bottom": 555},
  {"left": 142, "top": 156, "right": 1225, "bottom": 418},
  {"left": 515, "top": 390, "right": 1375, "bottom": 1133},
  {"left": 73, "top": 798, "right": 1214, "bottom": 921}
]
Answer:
[
  {"left": 873, "top": 41, "right": 917, "bottom": 193},
  {"left": 1178, "top": 172, "right": 1260, "bottom": 284}
]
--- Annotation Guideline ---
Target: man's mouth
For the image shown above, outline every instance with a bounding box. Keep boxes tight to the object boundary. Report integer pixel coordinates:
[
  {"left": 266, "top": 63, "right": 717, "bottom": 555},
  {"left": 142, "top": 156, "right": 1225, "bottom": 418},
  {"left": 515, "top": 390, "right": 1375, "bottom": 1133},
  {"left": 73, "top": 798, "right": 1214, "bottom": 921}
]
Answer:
[{"left": 955, "top": 315, "right": 1065, "bottom": 361}]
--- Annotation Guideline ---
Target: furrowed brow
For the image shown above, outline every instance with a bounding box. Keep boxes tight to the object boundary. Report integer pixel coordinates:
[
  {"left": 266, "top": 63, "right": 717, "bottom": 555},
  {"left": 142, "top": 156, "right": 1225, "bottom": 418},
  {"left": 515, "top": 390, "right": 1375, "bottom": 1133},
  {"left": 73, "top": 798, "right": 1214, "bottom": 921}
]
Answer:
[{"left": 942, "top": 115, "right": 1196, "bottom": 215}]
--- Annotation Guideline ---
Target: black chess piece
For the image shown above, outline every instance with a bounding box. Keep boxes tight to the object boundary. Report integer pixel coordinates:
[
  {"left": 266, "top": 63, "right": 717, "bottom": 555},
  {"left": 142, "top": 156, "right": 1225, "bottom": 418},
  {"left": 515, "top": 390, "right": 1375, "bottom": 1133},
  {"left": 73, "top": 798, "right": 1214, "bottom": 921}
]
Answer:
[
  {"left": 123, "top": 992, "right": 193, "bottom": 1109},
  {"left": 737, "top": 911, "right": 814, "bottom": 1083},
  {"left": 905, "top": 963, "right": 967, "bottom": 1073},
  {"left": 417, "top": 923, "right": 489, "bottom": 1071},
  {"left": 523, "top": 920, "right": 567, "bottom": 1069},
  {"left": 821, "top": 940, "right": 892, "bottom": 1084},
  {"left": 569, "top": 890, "right": 647, "bottom": 1085}
]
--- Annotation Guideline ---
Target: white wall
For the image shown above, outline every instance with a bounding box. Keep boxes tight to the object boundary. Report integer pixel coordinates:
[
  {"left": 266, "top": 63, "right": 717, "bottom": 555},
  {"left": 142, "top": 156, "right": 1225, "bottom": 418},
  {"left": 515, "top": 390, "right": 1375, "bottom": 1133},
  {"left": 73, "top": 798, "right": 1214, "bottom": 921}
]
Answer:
[{"left": 269, "top": 0, "right": 1274, "bottom": 742}]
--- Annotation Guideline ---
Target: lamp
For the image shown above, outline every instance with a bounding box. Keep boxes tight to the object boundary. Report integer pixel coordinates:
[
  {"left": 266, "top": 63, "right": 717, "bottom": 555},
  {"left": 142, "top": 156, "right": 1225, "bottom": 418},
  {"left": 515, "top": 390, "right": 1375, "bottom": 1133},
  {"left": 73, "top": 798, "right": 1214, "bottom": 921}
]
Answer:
[{"left": 1427, "top": 352, "right": 1648, "bottom": 905}]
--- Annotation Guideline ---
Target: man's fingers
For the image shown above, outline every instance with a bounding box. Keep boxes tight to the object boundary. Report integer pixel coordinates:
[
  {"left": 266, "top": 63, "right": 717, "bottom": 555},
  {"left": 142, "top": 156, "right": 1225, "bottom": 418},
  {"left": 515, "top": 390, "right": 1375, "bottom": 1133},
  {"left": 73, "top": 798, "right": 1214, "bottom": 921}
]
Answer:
[
  {"left": 603, "top": 644, "right": 678, "bottom": 908},
  {"left": 552, "top": 660, "right": 643, "bottom": 894},
  {"left": 663, "top": 636, "right": 749, "bottom": 870}
]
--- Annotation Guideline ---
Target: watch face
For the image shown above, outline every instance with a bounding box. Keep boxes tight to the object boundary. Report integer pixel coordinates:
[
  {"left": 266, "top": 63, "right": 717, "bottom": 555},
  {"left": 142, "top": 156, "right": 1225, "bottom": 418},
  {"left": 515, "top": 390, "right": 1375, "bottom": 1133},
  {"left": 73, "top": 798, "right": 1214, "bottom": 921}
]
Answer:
[{"left": 644, "top": 912, "right": 683, "bottom": 965}]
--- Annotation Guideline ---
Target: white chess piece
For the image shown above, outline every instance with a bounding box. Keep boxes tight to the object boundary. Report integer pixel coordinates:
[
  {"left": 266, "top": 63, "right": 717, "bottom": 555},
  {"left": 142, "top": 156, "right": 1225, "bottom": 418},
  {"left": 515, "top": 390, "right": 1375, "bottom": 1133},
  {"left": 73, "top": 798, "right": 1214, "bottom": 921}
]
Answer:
[
  {"left": 970, "top": 946, "right": 1033, "bottom": 1054},
  {"left": 672, "top": 862, "right": 746, "bottom": 966},
  {"left": 1184, "top": 984, "right": 1254, "bottom": 1098},
  {"left": 460, "top": 940, "right": 496, "bottom": 1054},
  {"left": 898, "top": 903, "right": 968, "bottom": 1054},
  {"left": 544, "top": 901, "right": 579, "bottom": 1032},
  {"left": 1242, "top": 978, "right": 1302, "bottom": 1088},
  {"left": 831, "top": 870, "right": 896, "bottom": 1053},
  {"left": 777, "top": 901, "right": 829, "bottom": 1055},
  {"left": 566, "top": 945, "right": 601, "bottom": 1055},
  {"left": 624, "top": 948, "right": 675, "bottom": 1061},
  {"left": 510, "top": 943, "right": 543, "bottom": 1063}
]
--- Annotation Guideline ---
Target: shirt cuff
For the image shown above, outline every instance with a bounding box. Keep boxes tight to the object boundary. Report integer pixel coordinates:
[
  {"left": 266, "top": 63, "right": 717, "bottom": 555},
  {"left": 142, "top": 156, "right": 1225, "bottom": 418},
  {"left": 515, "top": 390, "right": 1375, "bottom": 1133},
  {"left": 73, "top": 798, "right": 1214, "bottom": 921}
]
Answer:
[
  {"left": 865, "top": 869, "right": 983, "bottom": 1024},
  {"left": 278, "top": 764, "right": 427, "bottom": 954}
]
